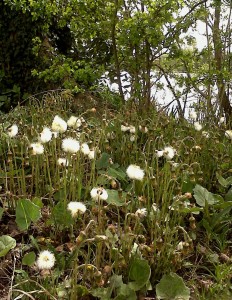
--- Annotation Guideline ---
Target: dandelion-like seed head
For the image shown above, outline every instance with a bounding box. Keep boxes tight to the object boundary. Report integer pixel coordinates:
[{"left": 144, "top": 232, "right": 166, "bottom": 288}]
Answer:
[
  {"left": 81, "top": 143, "right": 90, "bottom": 155},
  {"left": 202, "top": 131, "right": 209, "bottom": 138},
  {"left": 219, "top": 117, "right": 225, "bottom": 124},
  {"left": 135, "top": 208, "right": 147, "bottom": 218},
  {"left": 57, "top": 158, "right": 69, "bottom": 167},
  {"left": 194, "top": 121, "right": 202, "bottom": 131},
  {"left": 155, "top": 150, "right": 164, "bottom": 158},
  {"left": 62, "top": 138, "right": 80, "bottom": 153},
  {"left": 67, "top": 116, "right": 82, "bottom": 129},
  {"left": 129, "top": 125, "right": 136, "bottom": 134},
  {"left": 90, "top": 187, "right": 108, "bottom": 201},
  {"left": 121, "top": 125, "right": 130, "bottom": 132},
  {"left": 67, "top": 201, "right": 87, "bottom": 217},
  {"left": 88, "top": 150, "right": 95, "bottom": 160},
  {"left": 163, "top": 146, "right": 176, "bottom": 160},
  {"left": 225, "top": 130, "right": 232, "bottom": 140},
  {"left": 30, "top": 143, "right": 44, "bottom": 155},
  {"left": 189, "top": 111, "right": 197, "bottom": 120},
  {"left": 37, "top": 250, "right": 55, "bottom": 270},
  {"left": 40, "top": 127, "right": 52, "bottom": 143},
  {"left": 52, "top": 115, "right": 67, "bottom": 133},
  {"left": 126, "top": 164, "right": 144, "bottom": 181},
  {"left": 139, "top": 125, "right": 148, "bottom": 133},
  {"left": 7, "top": 124, "right": 18, "bottom": 138},
  {"left": 130, "top": 135, "right": 136, "bottom": 142}
]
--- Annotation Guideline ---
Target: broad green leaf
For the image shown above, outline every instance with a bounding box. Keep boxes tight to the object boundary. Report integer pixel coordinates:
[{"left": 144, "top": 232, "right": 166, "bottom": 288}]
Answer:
[
  {"left": 0, "top": 235, "right": 16, "bottom": 257},
  {"left": 50, "top": 201, "right": 73, "bottom": 227},
  {"left": 91, "top": 287, "right": 111, "bottom": 300},
  {"left": 225, "top": 188, "right": 232, "bottom": 201},
  {"left": 107, "top": 167, "right": 127, "bottom": 181},
  {"left": 216, "top": 173, "right": 232, "bottom": 188},
  {"left": 128, "top": 258, "right": 151, "bottom": 291},
  {"left": 156, "top": 273, "right": 190, "bottom": 300},
  {"left": 96, "top": 174, "right": 110, "bottom": 186},
  {"left": 110, "top": 274, "right": 124, "bottom": 289},
  {"left": 193, "top": 184, "right": 223, "bottom": 207},
  {"left": 179, "top": 206, "right": 203, "bottom": 214},
  {"left": 216, "top": 173, "right": 229, "bottom": 188},
  {"left": 75, "top": 285, "right": 89, "bottom": 297},
  {"left": 0, "top": 207, "right": 4, "bottom": 220},
  {"left": 96, "top": 152, "right": 110, "bottom": 170},
  {"left": 114, "top": 284, "right": 137, "bottom": 300},
  {"left": 105, "top": 189, "right": 127, "bottom": 206},
  {"left": 16, "top": 199, "right": 41, "bottom": 231},
  {"left": 32, "top": 197, "right": 43, "bottom": 208},
  {"left": 182, "top": 180, "right": 195, "bottom": 194},
  {"left": 53, "top": 189, "right": 65, "bottom": 202},
  {"left": 22, "top": 251, "right": 36, "bottom": 266}
]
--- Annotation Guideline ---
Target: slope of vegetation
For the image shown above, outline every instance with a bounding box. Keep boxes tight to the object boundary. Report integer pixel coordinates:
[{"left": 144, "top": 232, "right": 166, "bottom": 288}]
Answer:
[{"left": 0, "top": 92, "right": 232, "bottom": 299}]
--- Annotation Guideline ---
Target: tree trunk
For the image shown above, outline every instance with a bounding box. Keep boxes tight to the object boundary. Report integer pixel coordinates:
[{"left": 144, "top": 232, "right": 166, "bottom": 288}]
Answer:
[{"left": 213, "top": 0, "right": 232, "bottom": 123}]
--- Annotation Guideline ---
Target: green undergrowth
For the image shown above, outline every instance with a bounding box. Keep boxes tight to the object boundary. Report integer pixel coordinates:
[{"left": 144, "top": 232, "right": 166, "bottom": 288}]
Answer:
[{"left": 0, "top": 92, "right": 232, "bottom": 300}]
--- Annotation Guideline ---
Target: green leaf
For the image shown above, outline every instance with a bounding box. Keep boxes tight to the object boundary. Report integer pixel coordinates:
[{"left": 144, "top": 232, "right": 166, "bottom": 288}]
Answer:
[
  {"left": 225, "top": 188, "right": 232, "bottom": 201},
  {"left": 216, "top": 173, "right": 229, "bottom": 188},
  {"left": 32, "top": 197, "right": 43, "bottom": 208},
  {"left": 114, "top": 285, "right": 137, "bottom": 300},
  {"left": 193, "top": 184, "right": 223, "bottom": 207},
  {"left": 107, "top": 167, "right": 127, "bottom": 181},
  {"left": 91, "top": 287, "right": 111, "bottom": 300},
  {"left": 128, "top": 258, "right": 151, "bottom": 291},
  {"left": 96, "top": 152, "right": 110, "bottom": 170},
  {"left": 16, "top": 199, "right": 41, "bottom": 231},
  {"left": 0, "top": 235, "right": 16, "bottom": 257},
  {"left": 22, "top": 251, "right": 36, "bottom": 266},
  {"left": 53, "top": 189, "right": 65, "bottom": 202},
  {"left": 0, "top": 207, "right": 4, "bottom": 220},
  {"left": 105, "top": 189, "right": 127, "bottom": 206},
  {"left": 50, "top": 201, "right": 73, "bottom": 227},
  {"left": 216, "top": 173, "right": 232, "bottom": 188},
  {"left": 182, "top": 180, "right": 195, "bottom": 194},
  {"left": 156, "top": 273, "right": 190, "bottom": 300}
]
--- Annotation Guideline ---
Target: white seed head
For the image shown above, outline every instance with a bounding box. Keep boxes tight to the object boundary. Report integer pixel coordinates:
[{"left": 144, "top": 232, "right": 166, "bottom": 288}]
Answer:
[
  {"left": 189, "top": 111, "right": 197, "bottom": 120},
  {"left": 135, "top": 208, "right": 147, "bottom": 218},
  {"left": 194, "top": 121, "right": 202, "bottom": 131},
  {"left": 202, "top": 131, "right": 209, "bottom": 138},
  {"left": 52, "top": 115, "right": 67, "bottom": 133},
  {"left": 90, "top": 187, "right": 108, "bottom": 201},
  {"left": 67, "top": 201, "right": 87, "bottom": 217},
  {"left": 126, "top": 164, "right": 145, "bottom": 181},
  {"left": 39, "top": 127, "right": 52, "bottom": 143},
  {"left": 163, "top": 147, "right": 176, "bottom": 160},
  {"left": 7, "top": 124, "right": 18, "bottom": 137},
  {"left": 30, "top": 143, "right": 44, "bottom": 155},
  {"left": 177, "top": 241, "right": 184, "bottom": 251},
  {"left": 81, "top": 143, "right": 90, "bottom": 155},
  {"left": 225, "top": 130, "right": 232, "bottom": 140},
  {"left": 155, "top": 150, "right": 164, "bottom": 158},
  {"left": 57, "top": 158, "right": 69, "bottom": 167},
  {"left": 130, "top": 135, "right": 136, "bottom": 142},
  {"left": 62, "top": 138, "right": 80, "bottom": 153},
  {"left": 88, "top": 150, "right": 95, "bottom": 160},
  {"left": 129, "top": 125, "right": 136, "bottom": 134},
  {"left": 37, "top": 250, "right": 55, "bottom": 270},
  {"left": 67, "top": 116, "right": 82, "bottom": 128},
  {"left": 121, "top": 125, "right": 130, "bottom": 132},
  {"left": 219, "top": 117, "right": 225, "bottom": 124}
]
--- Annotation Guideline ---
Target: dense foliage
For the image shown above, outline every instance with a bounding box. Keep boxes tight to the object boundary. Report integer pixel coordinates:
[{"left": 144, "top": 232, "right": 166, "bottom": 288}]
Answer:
[
  {"left": 1, "top": 0, "right": 232, "bottom": 120},
  {"left": 0, "top": 93, "right": 232, "bottom": 299}
]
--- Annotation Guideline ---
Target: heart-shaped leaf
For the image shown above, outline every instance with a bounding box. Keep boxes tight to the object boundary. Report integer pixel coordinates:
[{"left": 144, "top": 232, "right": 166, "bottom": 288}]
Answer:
[
  {"left": 16, "top": 199, "right": 41, "bottom": 231},
  {"left": 0, "top": 235, "right": 16, "bottom": 257},
  {"left": 156, "top": 273, "right": 190, "bottom": 300}
]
